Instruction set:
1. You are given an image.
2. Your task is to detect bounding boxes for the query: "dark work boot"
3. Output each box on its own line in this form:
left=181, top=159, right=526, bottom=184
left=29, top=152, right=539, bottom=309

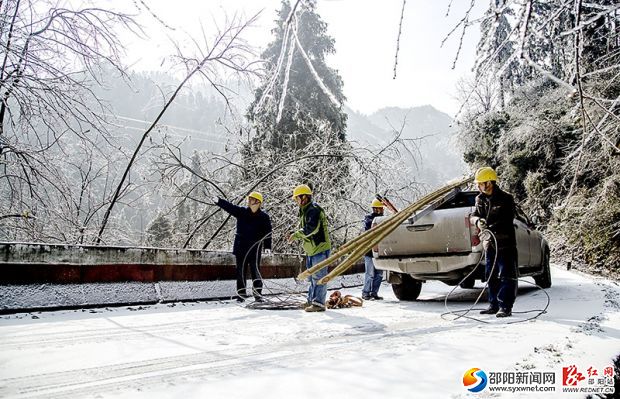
left=479, top=307, right=499, bottom=315
left=371, top=294, right=383, bottom=300
left=496, top=309, right=512, bottom=318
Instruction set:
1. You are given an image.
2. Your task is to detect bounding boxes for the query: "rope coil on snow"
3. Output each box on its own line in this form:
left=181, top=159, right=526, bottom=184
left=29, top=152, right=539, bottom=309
left=232, top=231, right=363, bottom=310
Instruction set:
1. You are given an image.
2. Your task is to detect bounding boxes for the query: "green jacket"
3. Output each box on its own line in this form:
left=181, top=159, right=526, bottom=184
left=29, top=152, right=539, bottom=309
left=292, top=202, right=331, bottom=256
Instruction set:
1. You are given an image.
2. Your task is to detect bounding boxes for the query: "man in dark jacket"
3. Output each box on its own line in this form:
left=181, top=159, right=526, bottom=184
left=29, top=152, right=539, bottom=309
left=362, top=198, right=384, bottom=300
left=470, top=167, right=518, bottom=317
left=212, top=192, right=272, bottom=302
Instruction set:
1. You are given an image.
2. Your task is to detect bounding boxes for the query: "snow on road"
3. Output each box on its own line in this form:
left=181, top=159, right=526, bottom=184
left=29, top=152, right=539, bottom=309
left=0, top=265, right=618, bottom=398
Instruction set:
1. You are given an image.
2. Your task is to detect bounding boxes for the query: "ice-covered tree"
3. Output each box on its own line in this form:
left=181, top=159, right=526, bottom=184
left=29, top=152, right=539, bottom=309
left=458, top=0, right=620, bottom=274
left=146, top=214, right=172, bottom=247
left=247, top=0, right=347, bottom=152
left=0, top=1, right=141, bottom=243
left=225, top=0, right=355, bottom=250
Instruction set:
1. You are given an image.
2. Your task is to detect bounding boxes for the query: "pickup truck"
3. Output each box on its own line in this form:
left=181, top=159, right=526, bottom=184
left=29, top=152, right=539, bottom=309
left=372, top=190, right=551, bottom=300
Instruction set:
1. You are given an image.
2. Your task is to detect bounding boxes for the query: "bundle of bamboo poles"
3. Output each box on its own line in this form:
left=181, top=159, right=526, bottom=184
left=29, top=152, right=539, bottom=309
left=296, top=176, right=474, bottom=285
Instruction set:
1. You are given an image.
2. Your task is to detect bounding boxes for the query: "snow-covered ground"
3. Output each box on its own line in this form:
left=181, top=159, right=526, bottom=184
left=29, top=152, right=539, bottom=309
left=0, top=265, right=618, bottom=399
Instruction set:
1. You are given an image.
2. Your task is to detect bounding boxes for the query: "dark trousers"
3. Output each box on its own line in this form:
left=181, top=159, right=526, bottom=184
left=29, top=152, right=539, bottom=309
left=485, top=246, right=518, bottom=311
left=235, top=247, right=262, bottom=298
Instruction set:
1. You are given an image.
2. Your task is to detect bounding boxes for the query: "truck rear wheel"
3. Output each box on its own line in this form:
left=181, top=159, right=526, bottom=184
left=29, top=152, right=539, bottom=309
left=391, top=273, right=423, bottom=301
left=459, top=275, right=476, bottom=289
left=533, top=249, right=552, bottom=288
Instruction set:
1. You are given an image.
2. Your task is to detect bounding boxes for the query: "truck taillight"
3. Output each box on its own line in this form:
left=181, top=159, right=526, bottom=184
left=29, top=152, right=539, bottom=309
left=471, top=229, right=481, bottom=246
left=466, top=215, right=480, bottom=247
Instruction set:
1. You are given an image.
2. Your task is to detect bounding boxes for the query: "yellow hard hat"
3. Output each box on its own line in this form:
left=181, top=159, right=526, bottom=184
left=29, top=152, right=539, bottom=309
left=248, top=191, right=263, bottom=203
left=474, top=167, right=498, bottom=183
left=292, top=184, right=312, bottom=198
left=371, top=199, right=383, bottom=208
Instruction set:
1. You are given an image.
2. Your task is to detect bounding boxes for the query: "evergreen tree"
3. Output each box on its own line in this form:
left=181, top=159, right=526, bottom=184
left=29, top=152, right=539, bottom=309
left=475, top=0, right=517, bottom=108
left=238, top=0, right=351, bottom=251
left=146, top=214, right=172, bottom=247
left=247, top=0, right=347, bottom=153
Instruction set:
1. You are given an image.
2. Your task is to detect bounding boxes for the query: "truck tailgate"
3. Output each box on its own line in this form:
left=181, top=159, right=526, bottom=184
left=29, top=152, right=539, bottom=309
left=376, top=207, right=473, bottom=257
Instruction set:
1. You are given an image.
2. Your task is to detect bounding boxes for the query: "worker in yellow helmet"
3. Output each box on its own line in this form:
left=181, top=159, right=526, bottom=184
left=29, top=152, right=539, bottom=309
left=362, top=198, right=385, bottom=300
left=470, top=167, right=517, bottom=318
left=288, top=184, right=331, bottom=312
left=211, top=191, right=272, bottom=302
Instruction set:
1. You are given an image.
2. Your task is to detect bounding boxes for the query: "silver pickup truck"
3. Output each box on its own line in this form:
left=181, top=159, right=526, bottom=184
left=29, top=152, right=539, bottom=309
left=372, top=190, right=551, bottom=300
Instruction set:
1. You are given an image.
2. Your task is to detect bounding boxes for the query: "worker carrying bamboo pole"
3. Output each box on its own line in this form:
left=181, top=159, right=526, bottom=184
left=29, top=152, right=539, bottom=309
left=362, top=199, right=385, bottom=300
left=295, top=176, right=473, bottom=287
left=288, top=184, right=331, bottom=312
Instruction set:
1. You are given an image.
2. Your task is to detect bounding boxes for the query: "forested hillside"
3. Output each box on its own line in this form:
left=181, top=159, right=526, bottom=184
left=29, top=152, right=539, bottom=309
left=457, top=1, right=619, bottom=276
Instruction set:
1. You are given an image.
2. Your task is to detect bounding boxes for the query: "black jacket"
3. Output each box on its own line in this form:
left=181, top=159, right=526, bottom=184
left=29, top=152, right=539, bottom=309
left=472, top=185, right=516, bottom=249
left=216, top=198, right=272, bottom=255
left=363, top=212, right=380, bottom=257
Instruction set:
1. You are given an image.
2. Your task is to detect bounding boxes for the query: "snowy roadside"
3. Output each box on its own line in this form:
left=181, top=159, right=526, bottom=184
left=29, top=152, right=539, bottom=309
left=0, top=265, right=618, bottom=399
left=0, top=274, right=365, bottom=312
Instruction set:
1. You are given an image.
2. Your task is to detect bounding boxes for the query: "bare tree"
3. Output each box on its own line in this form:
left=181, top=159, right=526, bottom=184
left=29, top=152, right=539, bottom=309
left=93, top=12, right=261, bottom=244
left=152, top=118, right=424, bottom=252
left=0, top=0, right=142, bottom=242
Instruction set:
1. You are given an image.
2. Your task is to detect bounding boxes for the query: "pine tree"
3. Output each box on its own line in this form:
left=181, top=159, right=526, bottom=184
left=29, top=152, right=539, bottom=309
left=475, top=0, right=514, bottom=109
left=238, top=0, right=351, bottom=251
left=247, top=0, right=347, bottom=153
left=146, top=214, right=172, bottom=247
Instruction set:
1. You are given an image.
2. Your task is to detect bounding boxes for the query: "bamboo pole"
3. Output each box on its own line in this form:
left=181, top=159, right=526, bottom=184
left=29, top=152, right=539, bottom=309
left=317, top=177, right=473, bottom=284
left=296, top=176, right=474, bottom=282
left=295, top=192, right=416, bottom=280
left=296, top=194, right=416, bottom=280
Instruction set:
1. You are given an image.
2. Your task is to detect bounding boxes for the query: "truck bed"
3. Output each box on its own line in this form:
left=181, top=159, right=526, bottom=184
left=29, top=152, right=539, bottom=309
left=374, top=191, right=479, bottom=259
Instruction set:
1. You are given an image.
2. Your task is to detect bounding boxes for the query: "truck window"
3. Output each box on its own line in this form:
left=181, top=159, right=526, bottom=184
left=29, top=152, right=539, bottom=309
left=515, top=206, right=532, bottom=225
left=435, top=191, right=477, bottom=209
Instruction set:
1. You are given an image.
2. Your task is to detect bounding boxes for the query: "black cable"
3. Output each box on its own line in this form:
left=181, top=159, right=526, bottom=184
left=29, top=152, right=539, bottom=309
left=232, top=222, right=551, bottom=320
left=441, top=229, right=551, bottom=324
left=441, top=230, right=497, bottom=324
left=239, top=228, right=366, bottom=310
left=230, top=230, right=309, bottom=310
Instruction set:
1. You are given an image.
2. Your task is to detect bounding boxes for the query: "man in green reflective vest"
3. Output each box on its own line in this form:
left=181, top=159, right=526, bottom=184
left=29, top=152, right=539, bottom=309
left=289, top=184, right=331, bottom=312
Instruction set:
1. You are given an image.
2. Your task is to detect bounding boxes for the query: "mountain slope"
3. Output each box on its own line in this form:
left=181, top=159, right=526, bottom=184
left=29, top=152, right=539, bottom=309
left=345, top=105, right=466, bottom=184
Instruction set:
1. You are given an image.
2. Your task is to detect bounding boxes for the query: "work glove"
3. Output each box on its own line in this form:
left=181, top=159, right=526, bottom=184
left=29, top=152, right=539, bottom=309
left=264, top=249, right=272, bottom=255
left=479, top=229, right=492, bottom=251
left=477, top=218, right=487, bottom=229
left=287, top=232, right=297, bottom=243
left=479, top=229, right=492, bottom=242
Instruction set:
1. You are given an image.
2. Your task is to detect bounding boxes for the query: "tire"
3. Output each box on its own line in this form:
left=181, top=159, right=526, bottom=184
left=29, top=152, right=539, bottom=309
left=533, top=248, right=552, bottom=288
left=459, top=274, right=476, bottom=289
left=391, top=273, right=423, bottom=301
